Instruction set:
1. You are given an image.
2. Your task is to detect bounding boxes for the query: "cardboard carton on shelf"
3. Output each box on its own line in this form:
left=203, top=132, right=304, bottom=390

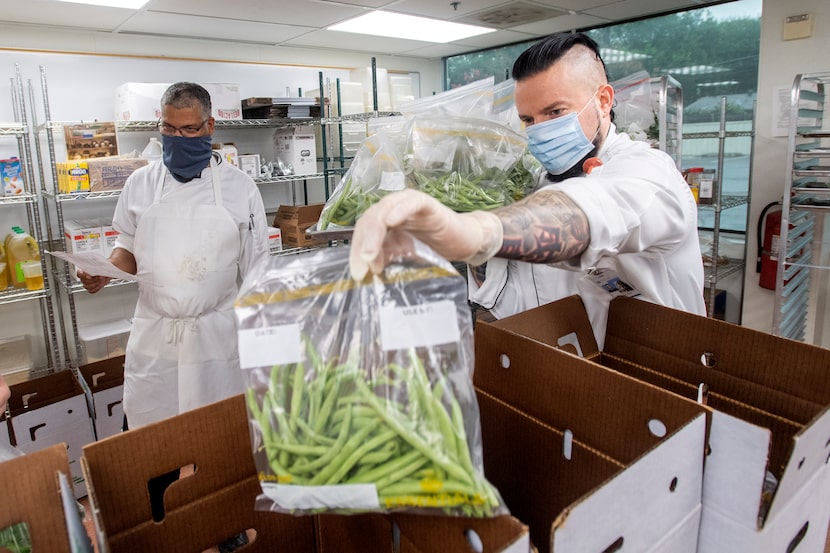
left=273, top=203, right=327, bottom=248
left=81, top=394, right=529, bottom=553
left=0, top=444, right=75, bottom=552
left=490, top=294, right=830, bottom=553
left=273, top=125, right=318, bottom=176
left=475, top=312, right=710, bottom=553
left=7, top=370, right=96, bottom=499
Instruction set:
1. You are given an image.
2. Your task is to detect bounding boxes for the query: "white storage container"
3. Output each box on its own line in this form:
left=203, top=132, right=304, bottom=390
left=78, top=318, right=132, bottom=365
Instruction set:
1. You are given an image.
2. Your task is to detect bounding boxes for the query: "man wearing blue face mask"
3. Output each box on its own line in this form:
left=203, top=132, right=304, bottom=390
left=78, top=82, right=269, bottom=430
left=349, top=32, right=706, bottom=345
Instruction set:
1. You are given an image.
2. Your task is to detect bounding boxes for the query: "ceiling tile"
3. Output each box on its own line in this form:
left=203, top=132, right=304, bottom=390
left=379, top=0, right=510, bottom=20
left=583, top=0, right=694, bottom=21
left=143, top=0, right=368, bottom=27
left=0, top=1, right=134, bottom=30
left=508, top=12, right=611, bottom=35
left=119, top=11, right=317, bottom=44
left=284, top=29, right=436, bottom=56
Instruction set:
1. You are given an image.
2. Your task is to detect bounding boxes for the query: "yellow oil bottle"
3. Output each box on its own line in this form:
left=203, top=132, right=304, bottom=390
left=5, top=226, right=42, bottom=290
left=0, top=241, right=8, bottom=289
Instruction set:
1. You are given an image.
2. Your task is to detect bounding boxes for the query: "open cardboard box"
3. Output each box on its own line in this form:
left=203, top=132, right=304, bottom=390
left=7, top=369, right=96, bottom=499
left=488, top=295, right=830, bottom=553
left=76, top=356, right=125, bottom=441
left=0, top=443, right=75, bottom=551
left=475, top=312, right=710, bottom=553
left=81, top=394, right=530, bottom=553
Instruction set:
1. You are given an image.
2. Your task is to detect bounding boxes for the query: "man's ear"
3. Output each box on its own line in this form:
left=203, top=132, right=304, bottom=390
left=597, top=84, right=614, bottom=118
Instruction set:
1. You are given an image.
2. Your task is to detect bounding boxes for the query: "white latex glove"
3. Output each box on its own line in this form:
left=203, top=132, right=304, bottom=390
left=349, top=189, right=503, bottom=280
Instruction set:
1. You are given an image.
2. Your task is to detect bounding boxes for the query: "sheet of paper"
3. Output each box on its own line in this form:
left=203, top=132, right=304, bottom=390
left=46, top=250, right=153, bottom=284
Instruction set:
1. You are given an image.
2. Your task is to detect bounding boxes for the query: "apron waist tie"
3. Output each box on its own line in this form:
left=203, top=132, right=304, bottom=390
left=166, top=316, right=200, bottom=345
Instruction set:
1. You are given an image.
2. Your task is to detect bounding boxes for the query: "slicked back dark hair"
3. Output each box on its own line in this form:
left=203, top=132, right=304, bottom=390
left=512, top=32, right=608, bottom=82
left=160, top=82, right=212, bottom=120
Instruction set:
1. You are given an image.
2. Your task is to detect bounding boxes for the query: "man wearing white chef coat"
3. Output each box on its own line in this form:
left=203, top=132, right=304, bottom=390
left=79, top=82, right=269, bottom=428
left=349, top=32, right=705, bottom=343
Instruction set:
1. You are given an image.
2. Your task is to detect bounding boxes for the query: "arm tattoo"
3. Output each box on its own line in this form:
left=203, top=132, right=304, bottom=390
left=495, top=189, right=590, bottom=263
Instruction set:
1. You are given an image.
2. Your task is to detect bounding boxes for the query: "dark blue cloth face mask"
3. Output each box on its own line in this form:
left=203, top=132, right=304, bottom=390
left=162, top=135, right=213, bottom=182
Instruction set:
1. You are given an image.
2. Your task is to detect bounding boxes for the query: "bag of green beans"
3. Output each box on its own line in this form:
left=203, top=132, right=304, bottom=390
left=234, top=242, right=505, bottom=517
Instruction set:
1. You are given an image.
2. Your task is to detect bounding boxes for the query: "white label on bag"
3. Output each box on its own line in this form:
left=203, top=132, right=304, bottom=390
left=378, top=171, right=406, bottom=191
left=262, top=483, right=380, bottom=510
left=238, top=324, right=301, bottom=369
left=379, top=300, right=459, bottom=351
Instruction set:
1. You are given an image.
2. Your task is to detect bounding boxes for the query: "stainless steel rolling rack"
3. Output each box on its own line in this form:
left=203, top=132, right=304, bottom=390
left=0, top=64, right=61, bottom=375
left=773, top=71, right=830, bottom=344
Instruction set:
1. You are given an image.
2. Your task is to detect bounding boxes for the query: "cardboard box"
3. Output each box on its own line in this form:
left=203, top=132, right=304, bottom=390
left=493, top=295, right=830, bottom=553
left=1, top=156, right=25, bottom=196
left=475, top=312, right=709, bottom=553
left=81, top=394, right=530, bottom=553
left=267, top=225, right=282, bottom=252
left=238, top=153, right=261, bottom=178
left=86, top=156, right=148, bottom=192
left=273, top=203, right=326, bottom=248
left=64, top=219, right=103, bottom=281
left=115, top=82, right=242, bottom=121
left=201, top=82, right=243, bottom=120
left=8, top=370, right=96, bottom=498
left=77, top=355, right=124, bottom=441
left=114, top=82, right=169, bottom=121
left=274, top=125, right=318, bottom=176
left=0, top=443, right=74, bottom=551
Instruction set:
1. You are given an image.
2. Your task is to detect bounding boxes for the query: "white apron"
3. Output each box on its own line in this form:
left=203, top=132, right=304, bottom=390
left=123, top=160, right=243, bottom=428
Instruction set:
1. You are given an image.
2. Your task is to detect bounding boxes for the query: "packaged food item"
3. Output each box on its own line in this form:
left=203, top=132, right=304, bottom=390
left=5, top=226, right=40, bottom=289
left=685, top=167, right=703, bottom=204
left=235, top=243, right=505, bottom=517
left=699, top=168, right=716, bottom=205
left=0, top=157, right=24, bottom=197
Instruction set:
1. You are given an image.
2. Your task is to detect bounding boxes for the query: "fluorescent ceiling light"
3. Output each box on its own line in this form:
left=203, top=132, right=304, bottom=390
left=55, top=0, right=149, bottom=8
left=328, top=11, right=495, bottom=43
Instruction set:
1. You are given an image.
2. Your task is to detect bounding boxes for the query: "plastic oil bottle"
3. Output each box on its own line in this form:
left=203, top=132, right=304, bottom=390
left=0, top=240, right=8, bottom=289
left=5, top=226, right=42, bottom=289
left=141, top=137, right=163, bottom=161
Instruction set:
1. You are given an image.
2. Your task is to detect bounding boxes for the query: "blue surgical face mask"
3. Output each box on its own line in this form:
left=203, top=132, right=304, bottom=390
left=525, top=92, right=600, bottom=176
left=162, top=134, right=213, bottom=182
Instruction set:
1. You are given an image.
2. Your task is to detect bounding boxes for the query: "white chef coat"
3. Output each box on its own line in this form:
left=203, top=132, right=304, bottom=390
left=469, top=124, right=705, bottom=347
left=113, top=154, right=269, bottom=427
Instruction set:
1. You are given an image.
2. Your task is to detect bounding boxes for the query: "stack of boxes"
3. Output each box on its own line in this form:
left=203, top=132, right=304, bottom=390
left=272, top=203, right=325, bottom=248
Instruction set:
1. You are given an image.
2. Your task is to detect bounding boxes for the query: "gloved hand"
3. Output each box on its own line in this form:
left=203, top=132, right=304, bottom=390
left=349, top=189, right=503, bottom=280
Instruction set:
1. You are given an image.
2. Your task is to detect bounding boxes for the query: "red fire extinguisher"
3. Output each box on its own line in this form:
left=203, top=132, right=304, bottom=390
left=757, top=201, right=782, bottom=290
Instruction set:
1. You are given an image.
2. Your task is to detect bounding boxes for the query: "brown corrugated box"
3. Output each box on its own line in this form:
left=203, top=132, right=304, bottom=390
left=486, top=295, right=830, bottom=553
left=475, top=306, right=710, bottom=553
left=81, top=394, right=529, bottom=552
left=86, top=156, right=148, bottom=192
left=273, top=203, right=326, bottom=248
left=0, top=444, right=74, bottom=551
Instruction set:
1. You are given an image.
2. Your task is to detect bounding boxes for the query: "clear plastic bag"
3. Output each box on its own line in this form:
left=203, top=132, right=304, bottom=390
left=397, top=77, right=495, bottom=119
left=317, top=128, right=408, bottom=230
left=235, top=243, right=505, bottom=517
left=611, top=71, right=657, bottom=143
left=405, top=115, right=530, bottom=212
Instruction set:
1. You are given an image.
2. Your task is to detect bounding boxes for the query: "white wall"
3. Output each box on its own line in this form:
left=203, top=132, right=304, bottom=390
left=742, top=0, right=829, bottom=334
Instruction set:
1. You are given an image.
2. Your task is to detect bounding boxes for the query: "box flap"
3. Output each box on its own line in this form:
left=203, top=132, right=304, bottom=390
left=82, top=395, right=316, bottom=552
left=8, top=369, right=85, bottom=413
left=275, top=203, right=325, bottom=225
left=488, top=295, right=600, bottom=359
left=475, top=320, right=709, bottom=464
left=0, top=443, right=73, bottom=551
left=78, top=356, right=125, bottom=393
left=394, top=514, right=529, bottom=553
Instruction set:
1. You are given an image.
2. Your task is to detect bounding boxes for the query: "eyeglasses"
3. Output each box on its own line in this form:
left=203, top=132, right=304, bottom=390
left=157, top=119, right=208, bottom=137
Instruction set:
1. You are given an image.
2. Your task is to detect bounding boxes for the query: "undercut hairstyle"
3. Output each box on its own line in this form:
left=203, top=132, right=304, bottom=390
left=161, top=82, right=212, bottom=120
left=512, top=31, right=614, bottom=123
left=512, top=32, right=607, bottom=82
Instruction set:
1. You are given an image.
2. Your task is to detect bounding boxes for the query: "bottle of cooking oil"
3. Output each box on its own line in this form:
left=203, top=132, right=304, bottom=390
left=5, top=226, right=41, bottom=289
left=0, top=240, right=8, bottom=290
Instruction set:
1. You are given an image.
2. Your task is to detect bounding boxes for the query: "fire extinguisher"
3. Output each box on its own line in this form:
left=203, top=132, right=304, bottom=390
left=757, top=201, right=782, bottom=290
